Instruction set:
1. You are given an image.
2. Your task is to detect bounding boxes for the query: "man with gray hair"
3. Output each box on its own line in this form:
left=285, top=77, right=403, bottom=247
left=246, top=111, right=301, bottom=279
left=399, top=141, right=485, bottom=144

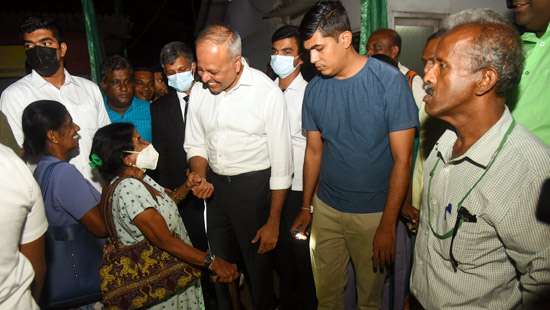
left=151, top=40, right=216, bottom=307
left=150, top=41, right=209, bottom=252
left=441, top=7, right=510, bottom=29
left=184, top=24, right=293, bottom=309
left=410, top=13, right=550, bottom=309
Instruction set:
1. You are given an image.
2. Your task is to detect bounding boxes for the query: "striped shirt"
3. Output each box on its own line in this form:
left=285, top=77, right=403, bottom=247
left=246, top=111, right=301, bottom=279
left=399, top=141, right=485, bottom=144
left=411, top=108, right=550, bottom=309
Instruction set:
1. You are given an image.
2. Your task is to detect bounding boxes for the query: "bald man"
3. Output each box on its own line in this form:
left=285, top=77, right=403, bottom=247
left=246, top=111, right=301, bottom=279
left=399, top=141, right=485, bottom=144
left=184, top=24, right=292, bottom=310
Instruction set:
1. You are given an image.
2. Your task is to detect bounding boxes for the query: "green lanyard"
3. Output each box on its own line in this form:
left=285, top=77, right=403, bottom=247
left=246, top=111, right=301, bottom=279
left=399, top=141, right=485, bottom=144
left=426, top=119, right=516, bottom=239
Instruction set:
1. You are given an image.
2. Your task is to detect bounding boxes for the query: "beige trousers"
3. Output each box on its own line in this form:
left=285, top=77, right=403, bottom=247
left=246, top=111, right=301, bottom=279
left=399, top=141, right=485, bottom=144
left=310, top=195, right=385, bottom=310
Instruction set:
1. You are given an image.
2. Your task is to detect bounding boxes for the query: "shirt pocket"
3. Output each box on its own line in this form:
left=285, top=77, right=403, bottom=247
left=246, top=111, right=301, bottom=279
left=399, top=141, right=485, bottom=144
left=450, top=218, right=501, bottom=270
left=69, top=100, right=99, bottom=130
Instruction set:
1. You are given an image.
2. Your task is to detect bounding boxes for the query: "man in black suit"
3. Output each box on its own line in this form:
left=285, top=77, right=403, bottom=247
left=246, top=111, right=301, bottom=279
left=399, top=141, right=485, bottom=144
left=150, top=41, right=207, bottom=251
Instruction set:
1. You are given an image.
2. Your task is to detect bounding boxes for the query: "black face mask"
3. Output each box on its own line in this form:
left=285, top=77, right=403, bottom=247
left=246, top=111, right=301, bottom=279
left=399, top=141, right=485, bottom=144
left=25, top=46, right=60, bottom=77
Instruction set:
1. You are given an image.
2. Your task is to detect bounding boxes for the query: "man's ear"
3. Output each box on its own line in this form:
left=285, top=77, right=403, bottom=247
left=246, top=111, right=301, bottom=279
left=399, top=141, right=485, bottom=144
left=233, top=55, right=242, bottom=73
left=390, top=46, right=400, bottom=60
left=46, top=130, right=58, bottom=144
left=339, top=31, right=353, bottom=49
left=475, top=68, right=498, bottom=96
left=59, top=42, right=67, bottom=58
left=296, top=55, right=304, bottom=67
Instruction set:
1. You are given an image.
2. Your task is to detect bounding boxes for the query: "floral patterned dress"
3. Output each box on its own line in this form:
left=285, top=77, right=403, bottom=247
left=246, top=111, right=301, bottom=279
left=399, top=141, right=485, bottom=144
left=111, top=175, right=205, bottom=309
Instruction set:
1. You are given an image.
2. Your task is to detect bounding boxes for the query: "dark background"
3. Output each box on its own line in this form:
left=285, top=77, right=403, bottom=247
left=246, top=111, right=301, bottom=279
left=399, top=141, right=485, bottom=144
left=1, top=0, right=202, bottom=69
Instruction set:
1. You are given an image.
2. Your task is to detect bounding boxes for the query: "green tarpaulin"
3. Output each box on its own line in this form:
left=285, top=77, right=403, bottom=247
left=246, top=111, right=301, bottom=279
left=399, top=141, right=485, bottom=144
left=359, top=0, right=388, bottom=55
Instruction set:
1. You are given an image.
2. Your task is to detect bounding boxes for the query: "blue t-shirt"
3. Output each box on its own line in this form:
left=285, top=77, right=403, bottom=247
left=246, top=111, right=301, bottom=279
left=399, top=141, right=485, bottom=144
left=302, top=58, right=419, bottom=213
left=104, top=96, right=152, bottom=142
left=34, top=156, right=101, bottom=226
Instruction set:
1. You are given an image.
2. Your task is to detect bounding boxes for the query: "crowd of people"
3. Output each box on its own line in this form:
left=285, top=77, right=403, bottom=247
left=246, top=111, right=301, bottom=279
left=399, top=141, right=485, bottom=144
left=0, top=0, right=549, bottom=309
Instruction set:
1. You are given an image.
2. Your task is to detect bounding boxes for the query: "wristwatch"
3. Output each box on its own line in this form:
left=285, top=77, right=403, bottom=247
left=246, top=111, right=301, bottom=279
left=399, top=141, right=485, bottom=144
left=204, top=251, right=215, bottom=270
left=301, top=205, right=314, bottom=213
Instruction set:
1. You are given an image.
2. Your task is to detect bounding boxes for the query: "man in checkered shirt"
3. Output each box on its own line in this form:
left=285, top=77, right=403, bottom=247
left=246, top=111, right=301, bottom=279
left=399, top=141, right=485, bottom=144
left=410, top=11, right=550, bottom=310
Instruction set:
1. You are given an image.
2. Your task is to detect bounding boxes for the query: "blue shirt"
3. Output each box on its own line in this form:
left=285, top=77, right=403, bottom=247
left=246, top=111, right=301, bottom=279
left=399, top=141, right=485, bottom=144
left=34, top=156, right=101, bottom=226
left=302, top=58, right=419, bottom=213
left=104, top=96, right=152, bottom=142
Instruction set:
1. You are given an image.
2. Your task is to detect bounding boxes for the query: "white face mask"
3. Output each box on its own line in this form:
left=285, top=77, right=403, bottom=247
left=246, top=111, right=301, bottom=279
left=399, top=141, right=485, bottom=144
left=270, top=55, right=297, bottom=79
left=167, top=70, right=194, bottom=93
left=126, top=144, right=159, bottom=170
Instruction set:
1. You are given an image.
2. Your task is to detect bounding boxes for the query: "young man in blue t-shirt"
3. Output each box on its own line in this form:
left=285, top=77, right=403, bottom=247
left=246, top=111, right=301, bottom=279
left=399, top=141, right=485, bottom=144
left=291, top=2, right=418, bottom=308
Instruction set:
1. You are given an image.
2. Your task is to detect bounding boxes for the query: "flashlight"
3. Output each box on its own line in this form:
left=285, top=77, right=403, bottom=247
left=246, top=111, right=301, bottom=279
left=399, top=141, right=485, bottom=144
left=292, top=230, right=308, bottom=240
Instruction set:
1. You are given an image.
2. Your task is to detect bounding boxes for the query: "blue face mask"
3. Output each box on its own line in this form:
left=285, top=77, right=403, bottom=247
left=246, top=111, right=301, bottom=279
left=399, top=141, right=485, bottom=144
left=167, top=70, right=194, bottom=93
left=270, top=55, right=297, bottom=79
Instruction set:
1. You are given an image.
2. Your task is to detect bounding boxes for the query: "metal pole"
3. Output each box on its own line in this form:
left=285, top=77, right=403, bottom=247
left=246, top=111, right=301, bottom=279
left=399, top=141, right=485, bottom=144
left=81, top=0, right=104, bottom=83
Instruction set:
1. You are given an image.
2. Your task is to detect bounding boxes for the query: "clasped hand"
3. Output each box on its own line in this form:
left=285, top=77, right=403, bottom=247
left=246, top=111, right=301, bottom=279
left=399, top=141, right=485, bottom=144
left=184, top=171, right=214, bottom=199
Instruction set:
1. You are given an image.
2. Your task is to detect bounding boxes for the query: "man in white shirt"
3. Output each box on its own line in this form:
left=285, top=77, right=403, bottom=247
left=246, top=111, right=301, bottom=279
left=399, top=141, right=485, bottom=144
left=410, top=18, right=550, bottom=309
left=0, top=144, right=48, bottom=309
left=0, top=16, right=110, bottom=189
left=185, top=24, right=293, bottom=310
left=270, top=25, right=316, bottom=310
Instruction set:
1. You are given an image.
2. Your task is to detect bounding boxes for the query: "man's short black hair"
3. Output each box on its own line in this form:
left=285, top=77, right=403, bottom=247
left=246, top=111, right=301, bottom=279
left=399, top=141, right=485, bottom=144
left=371, top=28, right=402, bottom=50
left=20, top=16, right=64, bottom=42
left=272, top=25, right=303, bottom=53
left=151, top=65, right=163, bottom=73
left=134, top=66, right=154, bottom=73
left=300, top=1, right=351, bottom=41
left=101, top=55, right=133, bottom=80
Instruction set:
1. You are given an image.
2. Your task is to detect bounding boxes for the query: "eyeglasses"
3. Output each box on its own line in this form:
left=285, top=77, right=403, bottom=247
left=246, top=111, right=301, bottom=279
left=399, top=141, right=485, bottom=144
left=449, top=207, right=477, bottom=272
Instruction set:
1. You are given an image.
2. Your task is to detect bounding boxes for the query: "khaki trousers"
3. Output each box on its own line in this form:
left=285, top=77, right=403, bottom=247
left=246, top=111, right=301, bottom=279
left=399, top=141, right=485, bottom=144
left=310, top=195, right=385, bottom=310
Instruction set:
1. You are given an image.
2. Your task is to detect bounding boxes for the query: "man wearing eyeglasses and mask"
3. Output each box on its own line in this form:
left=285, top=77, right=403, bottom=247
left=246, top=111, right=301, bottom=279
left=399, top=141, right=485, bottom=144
left=409, top=10, right=550, bottom=309
left=150, top=41, right=209, bottom=257
left=0, top=16, right=109, bottom=190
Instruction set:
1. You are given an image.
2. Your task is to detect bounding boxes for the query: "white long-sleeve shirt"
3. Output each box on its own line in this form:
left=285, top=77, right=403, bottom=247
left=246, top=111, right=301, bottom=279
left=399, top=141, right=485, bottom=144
left=275, top=74, right=307, bottom=191
left=184, top=60, right=293, bottom=190
left=0, top=70, right=110, bottom=190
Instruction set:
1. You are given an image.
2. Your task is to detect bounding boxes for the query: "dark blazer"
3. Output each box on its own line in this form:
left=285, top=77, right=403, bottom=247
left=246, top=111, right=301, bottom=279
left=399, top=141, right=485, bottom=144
left=149, top=90, right=188, bottom=189
left=150, top=90, right=208, bottom=252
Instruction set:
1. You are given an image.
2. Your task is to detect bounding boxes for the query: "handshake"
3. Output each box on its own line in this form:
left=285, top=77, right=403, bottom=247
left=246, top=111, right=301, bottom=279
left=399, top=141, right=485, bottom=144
left=184, top=171, right=214, bottom=199
left=167, top=170, right=214, bottom=203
